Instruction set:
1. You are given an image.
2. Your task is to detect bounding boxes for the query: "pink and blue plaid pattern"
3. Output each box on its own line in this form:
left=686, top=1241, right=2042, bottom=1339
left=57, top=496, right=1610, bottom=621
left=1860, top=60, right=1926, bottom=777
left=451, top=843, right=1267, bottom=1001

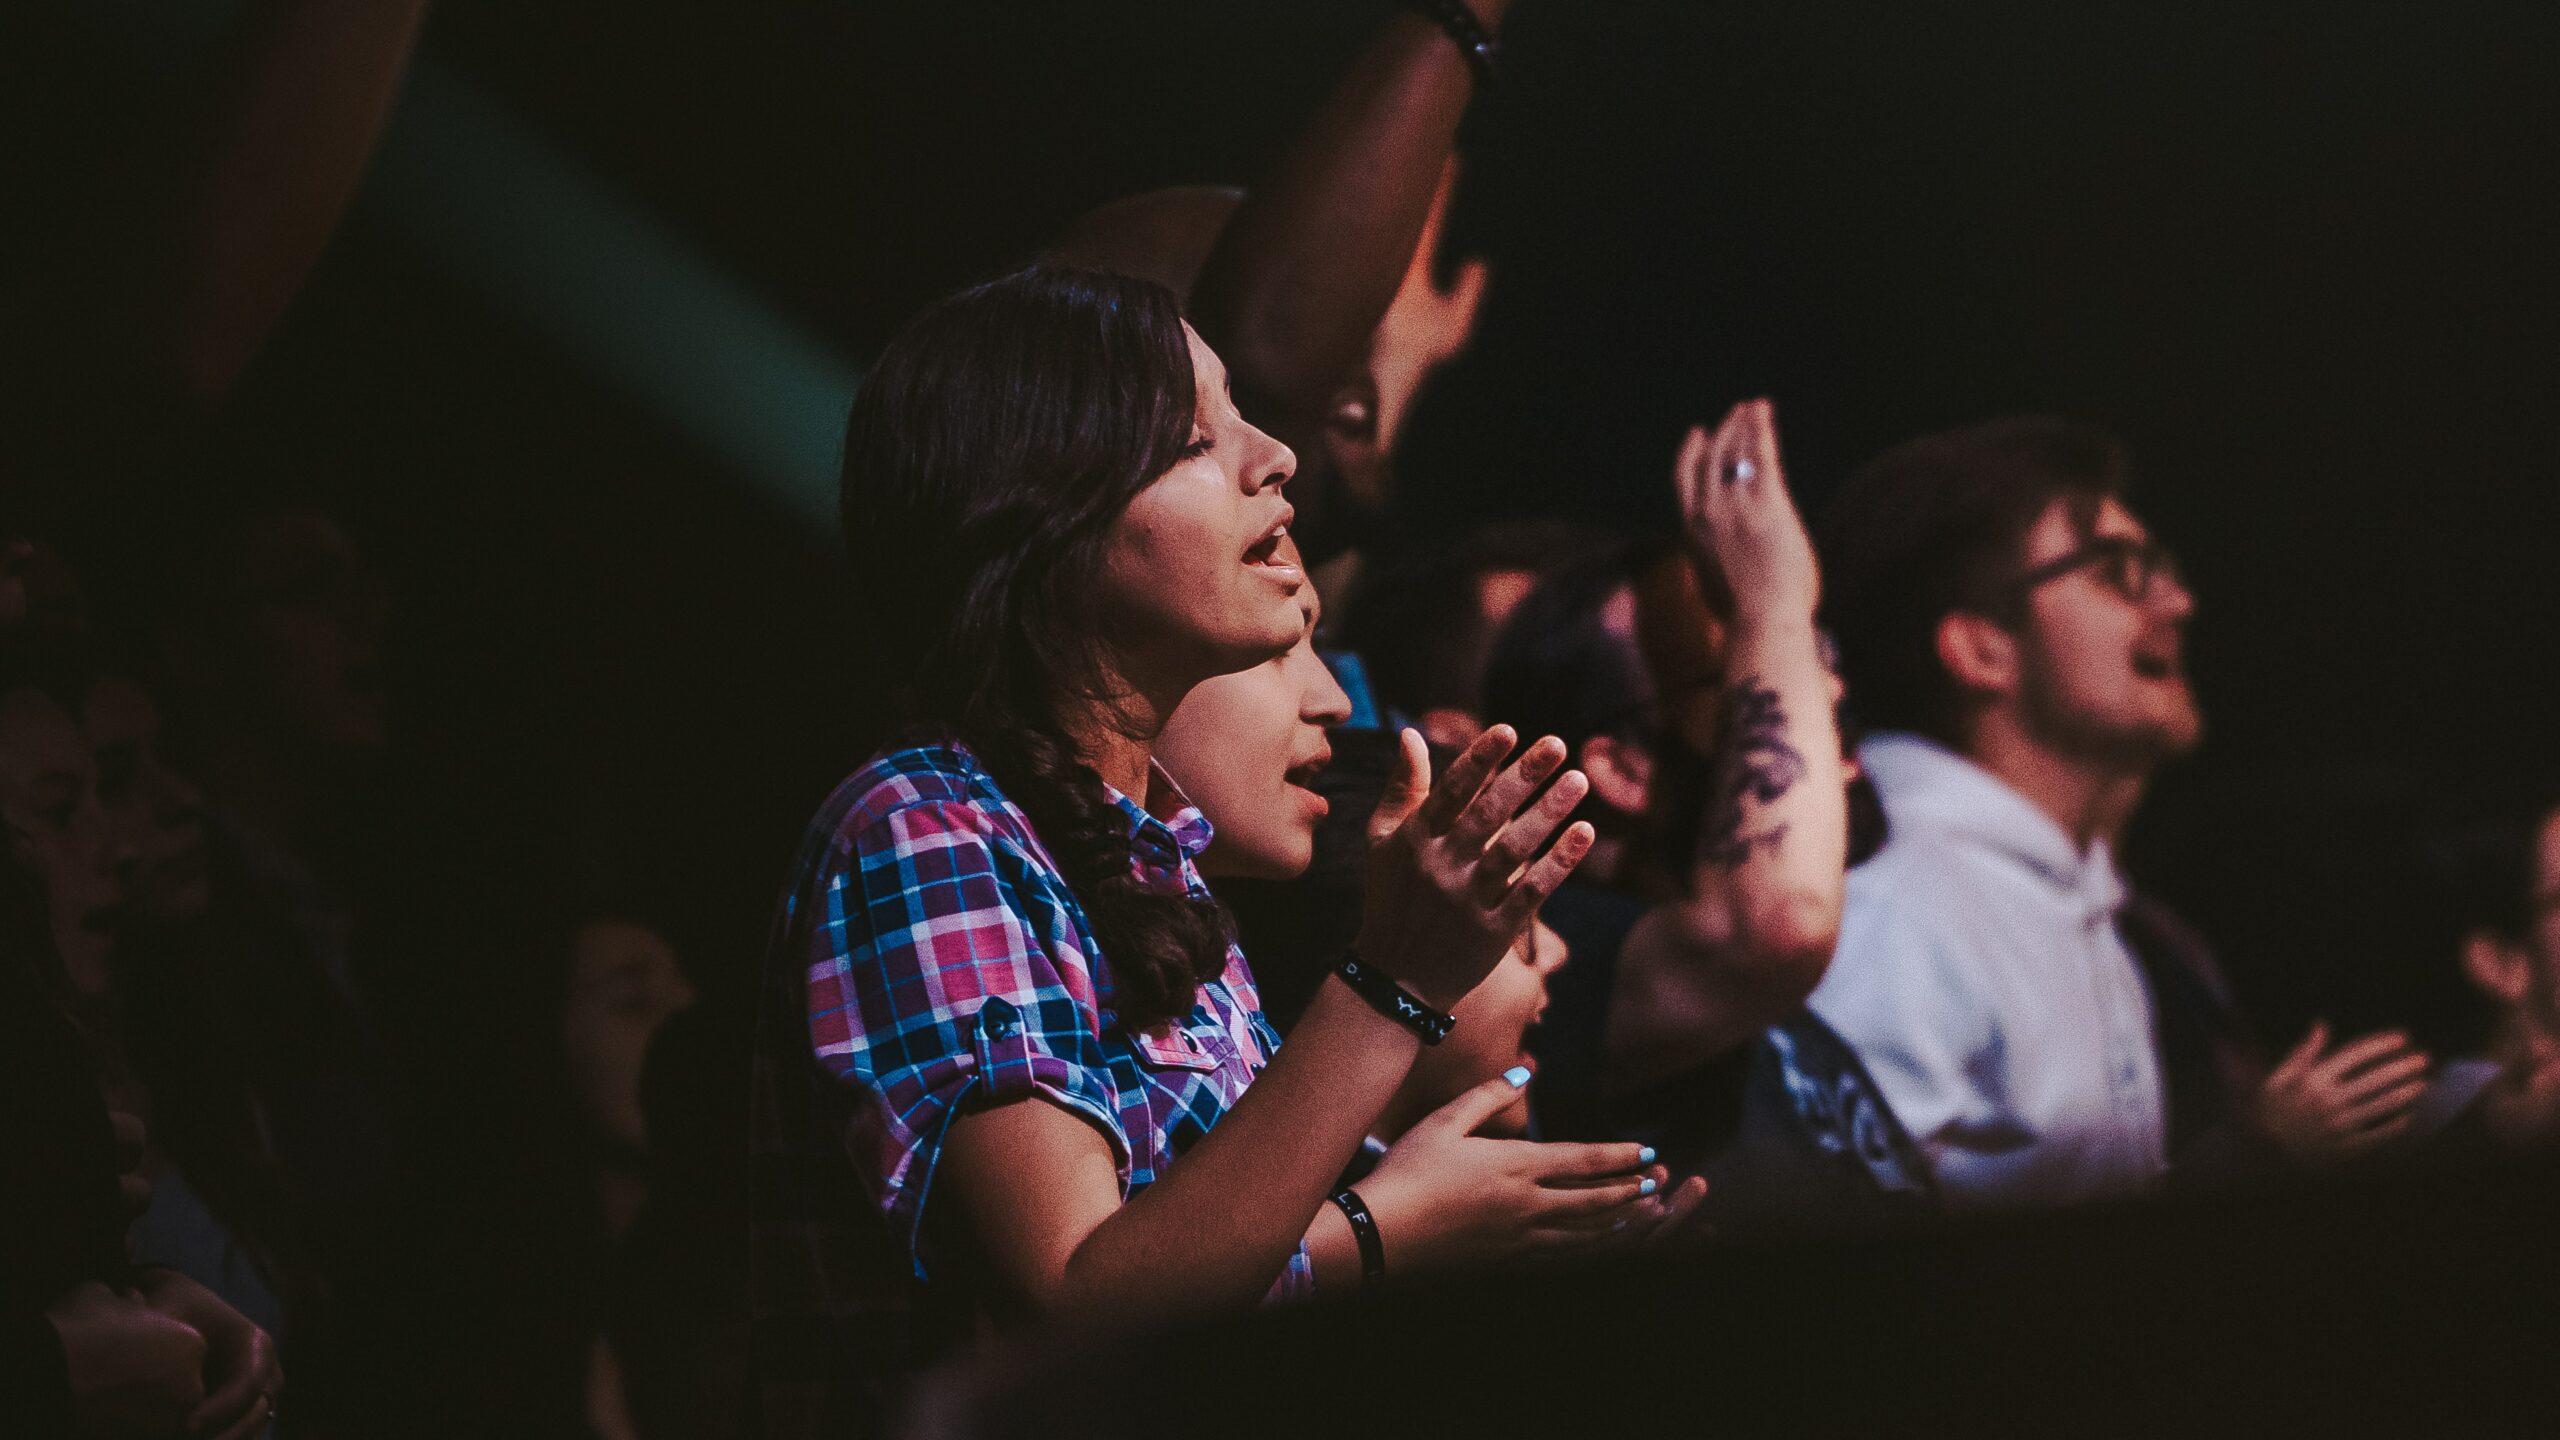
left=750, top=740, right=1307, bottom=1437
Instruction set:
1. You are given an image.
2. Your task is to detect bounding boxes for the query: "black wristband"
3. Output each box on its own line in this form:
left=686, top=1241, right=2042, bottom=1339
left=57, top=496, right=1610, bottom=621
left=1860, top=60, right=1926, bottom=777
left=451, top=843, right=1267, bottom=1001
left=1331, top=1188, right=1388, bottom=1285
left=1401, top=0, right=1498, bottom=86
left=1334, top=949, right=1456, bottom=1044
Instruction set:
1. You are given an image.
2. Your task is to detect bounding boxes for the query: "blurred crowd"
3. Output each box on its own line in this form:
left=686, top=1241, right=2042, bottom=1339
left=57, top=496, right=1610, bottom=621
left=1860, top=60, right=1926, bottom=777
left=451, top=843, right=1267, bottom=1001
left=6, top=3, right=2556, bottom=1439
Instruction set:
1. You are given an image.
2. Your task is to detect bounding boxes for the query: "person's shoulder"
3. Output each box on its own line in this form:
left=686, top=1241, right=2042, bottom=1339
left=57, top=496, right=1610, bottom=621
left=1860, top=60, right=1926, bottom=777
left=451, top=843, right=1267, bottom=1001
left=1842, top=825, right=1983, bottom=928
left=1825, top=833, right=1996, bottom=992
left=812, top=741, right=1006, bottom=831
left=791, top=742, right=1030, bottom=878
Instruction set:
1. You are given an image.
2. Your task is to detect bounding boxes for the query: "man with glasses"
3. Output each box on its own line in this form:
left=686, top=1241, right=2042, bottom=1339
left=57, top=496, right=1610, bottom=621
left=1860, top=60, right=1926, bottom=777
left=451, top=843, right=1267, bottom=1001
left=1804, top=416, right=2206, bottom=1208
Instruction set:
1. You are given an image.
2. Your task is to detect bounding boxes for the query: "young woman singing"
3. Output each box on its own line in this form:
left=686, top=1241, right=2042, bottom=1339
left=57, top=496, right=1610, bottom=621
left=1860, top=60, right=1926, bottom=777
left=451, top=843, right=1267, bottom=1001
left=749, top=265, right=1656, bottom=1435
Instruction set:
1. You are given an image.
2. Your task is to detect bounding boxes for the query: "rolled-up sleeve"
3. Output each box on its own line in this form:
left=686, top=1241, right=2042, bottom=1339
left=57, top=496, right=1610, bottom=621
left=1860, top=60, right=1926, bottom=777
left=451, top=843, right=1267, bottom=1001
left=799, top=800, right=1129, bottom=1277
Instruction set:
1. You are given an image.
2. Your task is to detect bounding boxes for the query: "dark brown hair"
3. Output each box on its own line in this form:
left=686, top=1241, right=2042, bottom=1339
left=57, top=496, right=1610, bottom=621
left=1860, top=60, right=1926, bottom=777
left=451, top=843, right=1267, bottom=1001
left=839, top=263, right=1231, bottom=1030
left=1816, top=416, right=2131, bottom=747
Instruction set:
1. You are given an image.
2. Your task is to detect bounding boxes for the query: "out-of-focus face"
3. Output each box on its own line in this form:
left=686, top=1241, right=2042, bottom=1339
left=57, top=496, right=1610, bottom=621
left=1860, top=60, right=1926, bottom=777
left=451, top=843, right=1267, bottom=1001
left=81, top=675, right=211, bottom=924
left=1097, top=327, right=1306, bottom=691
left=199, top=511, right=389, bottom=761
left=1414, top=566, right=1542, bottom=753
left=1405, top=920, right=1567, bottom=1139
left=0, top=687, right=124, bottom=990
left=2011, top=497, right=2202, bottom=769
left=562, top=918, right=698, bottom=1156
left=1159, top=551, right=1352, bottom=881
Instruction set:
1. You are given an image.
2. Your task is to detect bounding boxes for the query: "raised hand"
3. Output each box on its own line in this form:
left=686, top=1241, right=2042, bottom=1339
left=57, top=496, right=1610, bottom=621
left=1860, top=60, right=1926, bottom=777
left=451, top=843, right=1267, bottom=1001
left=2256, top=1023, right=2432, bottom=1165
left=1357, top=726, right=1596, bottom=1012
left=1359, top=1070, right=1668, bottom=1272
left=1675, top=397, right=1821, bottom=628
left=1371, top=158, right=1492, bottom=454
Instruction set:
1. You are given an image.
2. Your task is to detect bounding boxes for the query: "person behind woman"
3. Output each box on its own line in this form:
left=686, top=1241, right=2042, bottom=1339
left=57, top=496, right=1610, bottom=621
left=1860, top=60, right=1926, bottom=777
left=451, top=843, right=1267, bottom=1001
left=2, top=656, right=283, bottom=1440
left=1478, top=404, right=1850, bottom=1162
left=1155, top=542, right=1704, bottom=1228
left=750, top=265, right=1655, bottom=1436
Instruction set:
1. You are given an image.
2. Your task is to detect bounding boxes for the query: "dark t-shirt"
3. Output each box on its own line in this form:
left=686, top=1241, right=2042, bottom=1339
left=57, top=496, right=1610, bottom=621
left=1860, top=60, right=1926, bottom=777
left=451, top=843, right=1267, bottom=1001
left=1694, top=1012, right=1937, bottom=1237
left=1530, top=880, right=1936, bottom=1231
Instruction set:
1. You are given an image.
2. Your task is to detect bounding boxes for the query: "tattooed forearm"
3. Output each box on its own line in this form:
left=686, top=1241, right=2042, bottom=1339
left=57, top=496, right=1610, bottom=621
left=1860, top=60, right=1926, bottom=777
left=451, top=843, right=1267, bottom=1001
left=1699, top=678, right=1805, bottom=868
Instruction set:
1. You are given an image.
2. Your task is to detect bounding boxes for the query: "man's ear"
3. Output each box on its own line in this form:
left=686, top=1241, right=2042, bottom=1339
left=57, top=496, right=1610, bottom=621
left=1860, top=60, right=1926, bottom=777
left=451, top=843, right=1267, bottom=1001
left=2462, top=930, right=2534, bottom=1007
left=1935, top=612, right=2019, bottom=700
left=1581, top=733, right=1654, bottom=819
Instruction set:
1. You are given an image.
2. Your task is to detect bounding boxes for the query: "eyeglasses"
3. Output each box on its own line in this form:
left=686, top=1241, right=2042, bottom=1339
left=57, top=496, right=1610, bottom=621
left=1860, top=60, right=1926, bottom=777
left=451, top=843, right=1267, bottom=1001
left=2004, top=536, right=2184, bottom=606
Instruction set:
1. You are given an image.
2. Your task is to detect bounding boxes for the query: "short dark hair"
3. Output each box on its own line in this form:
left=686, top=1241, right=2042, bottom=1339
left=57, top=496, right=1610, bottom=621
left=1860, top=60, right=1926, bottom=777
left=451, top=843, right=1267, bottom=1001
left=2422, top=792, right=2560, bottom=948
left=1344, top=520, right=1612, bottom=721
left=1479, top=541, right=1656, bottom=763
left=1817, top=416, right=2131, bottom=746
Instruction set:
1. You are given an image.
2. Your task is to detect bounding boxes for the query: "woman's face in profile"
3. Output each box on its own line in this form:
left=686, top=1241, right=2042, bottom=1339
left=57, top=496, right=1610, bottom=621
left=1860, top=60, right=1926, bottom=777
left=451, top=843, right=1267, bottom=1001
left=562, top=918, right=697, bottom=1155
left=1158, top=555, right=1351, bottom=881
left=1094, top=326, right=1308, bottom=690
left=0, top=686, right=123, bottom=988
left=1407, top=920, right=1568, bottom=1139
left=81, top=675, right=212, bottom=925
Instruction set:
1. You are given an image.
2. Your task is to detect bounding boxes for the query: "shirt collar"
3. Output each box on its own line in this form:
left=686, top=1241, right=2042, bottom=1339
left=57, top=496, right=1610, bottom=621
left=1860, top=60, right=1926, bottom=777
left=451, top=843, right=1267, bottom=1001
left=1858, top=732, right=2125, bottom=919
left=1103, top=761, right=1215, bottom=871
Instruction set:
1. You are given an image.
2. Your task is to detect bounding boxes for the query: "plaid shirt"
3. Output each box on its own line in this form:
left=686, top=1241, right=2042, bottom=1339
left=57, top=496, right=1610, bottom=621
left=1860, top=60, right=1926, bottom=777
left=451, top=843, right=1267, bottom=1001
left=750, top=741, right=1307, bottom=1438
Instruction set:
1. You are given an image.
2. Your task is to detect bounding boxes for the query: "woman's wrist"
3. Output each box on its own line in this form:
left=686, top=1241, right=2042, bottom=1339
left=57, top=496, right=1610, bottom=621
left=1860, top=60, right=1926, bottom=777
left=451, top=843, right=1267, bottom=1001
left=1344, top=930, right=1472, bottom=1015
left=1723, top=608, right=1819, bottom=646
left=1333, top=949, right=1459, bottom=1044
left=1307, top=971, right=1433, bottom=1057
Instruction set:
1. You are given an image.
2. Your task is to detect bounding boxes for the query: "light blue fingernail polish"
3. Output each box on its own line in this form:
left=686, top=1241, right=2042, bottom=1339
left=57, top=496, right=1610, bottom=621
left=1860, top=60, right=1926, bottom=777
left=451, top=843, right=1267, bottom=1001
left=1639, top=1177, right=1659, bottom=1197
left=1503, top=1064, right=1533, bottom=1088
left=1638, top=1146, right=1658, bottom=1166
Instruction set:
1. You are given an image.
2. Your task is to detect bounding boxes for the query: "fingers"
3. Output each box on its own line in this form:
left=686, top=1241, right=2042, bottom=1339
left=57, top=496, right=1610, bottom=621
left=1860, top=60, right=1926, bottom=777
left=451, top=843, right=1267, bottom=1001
left=2331, top=1052, right=2430, bottom=1104
left=1443, top=257, right=1491, bottom=332
left=2311, top=1031, right=2419, bottom=1086
left=205, top=1394, right=276, bottom=1440
left=1418, top=1068, right=1536, bottom=1139
left=1523, top=1140, right=1654, bottom=1182
left=2337, top=1077, right=2429, bottom=1131
left=2272, top=1020, right=2330, bottom=1080
left=1495, top=821, right=1597, bottom=931
left=1643, top=1175, right=1711, bottom=1242
left=1737, top=397, right=1784, bottom=489
left=1445, top=734, right=1568, bottom=856
left=188, top=1327, right=276, bottom=1440
left=1416, top=725, right=1516, bottom=836
left=1675, top=424, right=1711, bottom=526
left=1469, top=768, right=1591, bottom=906
left=1367, top=727, right=1433, bottom=849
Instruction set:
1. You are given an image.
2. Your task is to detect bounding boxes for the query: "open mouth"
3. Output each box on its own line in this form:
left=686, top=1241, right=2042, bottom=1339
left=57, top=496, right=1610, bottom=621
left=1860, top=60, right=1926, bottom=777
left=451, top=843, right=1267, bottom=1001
left=1243, top=507, right=1296, bottom=568
left=1283, top=745, right=1332, bottom=792
left=2130, top=651, right=2180, bottom=681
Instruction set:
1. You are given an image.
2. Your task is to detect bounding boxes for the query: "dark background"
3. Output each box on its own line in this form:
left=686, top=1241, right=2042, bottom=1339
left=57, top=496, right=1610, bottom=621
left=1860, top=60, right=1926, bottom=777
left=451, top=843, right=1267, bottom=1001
left=16, top=0, right=2560, bottom=1048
